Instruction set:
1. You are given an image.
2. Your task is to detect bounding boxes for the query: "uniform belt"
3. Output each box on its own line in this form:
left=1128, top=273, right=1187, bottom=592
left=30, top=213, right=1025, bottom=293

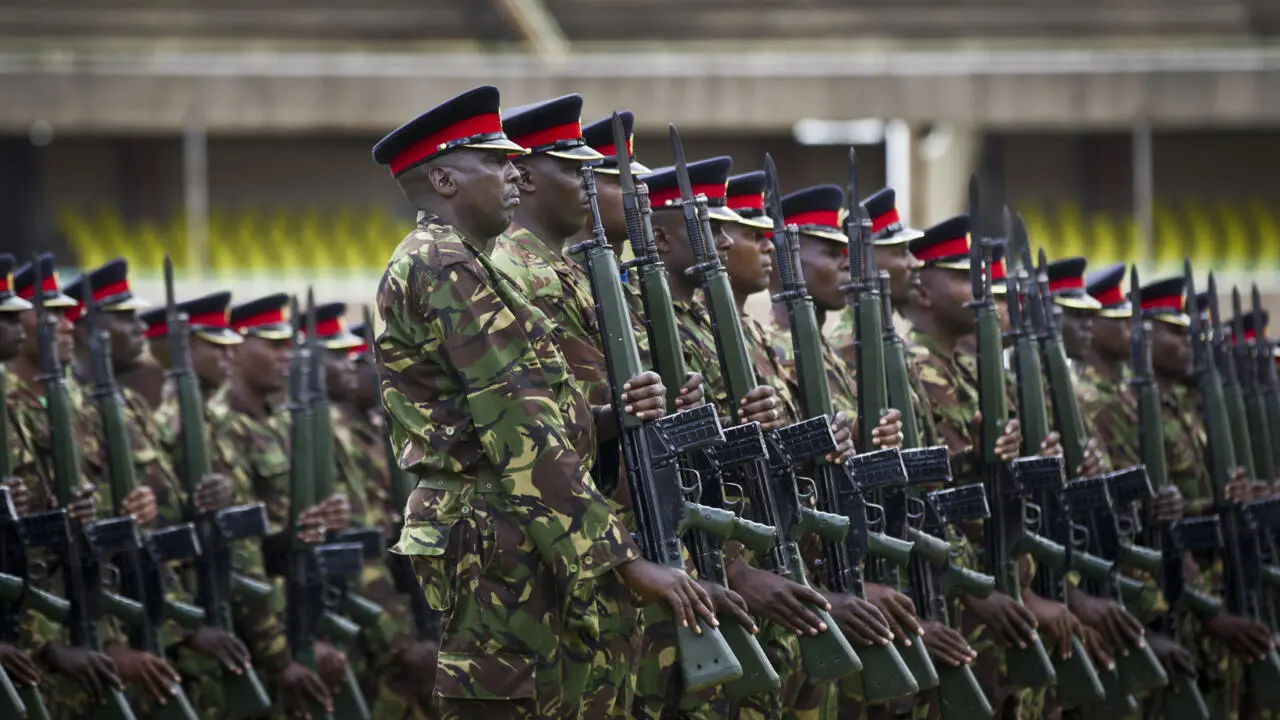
left=415, top=469, right=501, bottom=494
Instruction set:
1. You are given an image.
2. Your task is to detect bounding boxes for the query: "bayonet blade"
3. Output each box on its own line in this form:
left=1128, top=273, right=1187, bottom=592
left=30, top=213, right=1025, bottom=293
left=1002, top=205, right=1014, bottom=267
left=1255, top=284, right=1269, bottom=345
left=612, top=112, right=635, bottom=196
left=1233, top=286, right=1244, bottom=342
left=763, top=153, right=786, bottom=234
left=669, top=124, right=694, bottom=204
left=968, top=175, right=982, bottom=300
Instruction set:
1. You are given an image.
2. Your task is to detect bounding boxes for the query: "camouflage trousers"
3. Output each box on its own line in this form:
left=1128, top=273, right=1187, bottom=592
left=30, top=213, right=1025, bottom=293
left=736, top=623, right=824, bottom=720
left=574, top=573, right=642, bottom=720
left=630, top=604, right=728, bottom=720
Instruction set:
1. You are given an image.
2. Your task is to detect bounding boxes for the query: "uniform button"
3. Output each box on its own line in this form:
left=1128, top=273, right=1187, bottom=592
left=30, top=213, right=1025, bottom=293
left=460, top=505, right=472, bottom=516
left=569, top=564, right=578, bottom=573
left=444, top=427, right=455, bottom=437
left=583, top=556, right=593, bottom=565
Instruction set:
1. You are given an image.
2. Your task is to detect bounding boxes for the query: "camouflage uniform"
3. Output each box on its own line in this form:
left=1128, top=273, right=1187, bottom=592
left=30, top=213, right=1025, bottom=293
left=379, top=218, right=640, bottom=720
left=490, top=226, right=643, bottom=720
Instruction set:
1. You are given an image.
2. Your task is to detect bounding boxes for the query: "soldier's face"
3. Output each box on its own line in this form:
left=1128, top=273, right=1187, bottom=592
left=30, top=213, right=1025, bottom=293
left=1091, top=316, right=1131, bottom=360
left=1060, top=308, right=1095, bottom=358
left=875, top=243, right=921, bottom=308
left=798, top=234, right=848, bottom=312
left=191, top=336, right=232, bottom=390
left=0, top=314, right=26, bottom=362
left=651, top=211, right=696, bottom=279
left=18, top=308, right=74, bottom=365
left=592, top=173, right=626, bottom=242
left=1151, top=321, right=1191, bottom=379
left=102, top=310, right=149, bottom=370
left=923, top=268, right=974, bottom=335
left=236, top=336, right=289, bottom=394
left=325, top=347, right=358, bottom=402
left=440, top=149, right=521, bottom=239
left=724, top=223, right=773, bottom=297
left=517, top=155, right=589, bottom=239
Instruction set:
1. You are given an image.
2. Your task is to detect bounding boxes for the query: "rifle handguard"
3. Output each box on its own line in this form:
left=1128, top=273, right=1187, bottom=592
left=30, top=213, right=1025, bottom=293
left=798, top=506, right=851, bottom=544
left=675, top=620, right=745, bottom=693
left=1052, top=638, right=1107, bottom=709
left=940, top=564, right=997, bottom=600
left=904, top=527, right=949, bottom=567
left=320, top=610, right=361, bottom=646
left=1116, top=575, right=1148, bottom=606
left=1116, top=637, right=1169, bottom=696
left=936, top=663, right=995, bottom=718
left=0, top=572, right=70, bottom=622
left=681, top=502, right=739, bottom=540
left=1176, top=588, right=1223, bottom=620
left=230, top=573, right=276, bottom=603
left=102, top=590, right=147, bottom=627
left=720, top=617, right=781, bottom=701
left=797, top=606, right=863, bottom=682
left=340, top=591, right=385, bottom=628
left=867, top=531, right=914, bottom=568
left=1115, top=542, right=1162, bottom=576
left=853, top=642, right=920, bottom=703
left=1019, top=531, right=1066, bottom=569
left=162, top=598, right=207, bottom=629
left=723, top=515, right=777, bottom=557
left=1068, top=549, right=1115, bottom=584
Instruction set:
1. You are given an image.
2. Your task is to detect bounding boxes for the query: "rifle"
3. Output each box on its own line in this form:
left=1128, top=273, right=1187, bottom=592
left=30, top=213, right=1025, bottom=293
left=1238, top=290, right=1277, bottom=486
left=576, top=161, right=757, bottom=692
left=669, top=124, right=861, bottom=683
left=161, top=258, right=274, bottom=718
left=967, top=181, right=1057, bottom=689
left=1188, top=263, right=1280, bottom=708
left=1256, top=285, right=1280, bottom=478
left=0, top=476, right=48, bottom=719
left=768, top=154, right=919, bottom=703
left=285, top=296, right=367, bottom=720
left=610, top=114, right=777, bottom=700
left=998, top=213, right=1104, bottom=706
left=30, top=257, right=142, bottom=720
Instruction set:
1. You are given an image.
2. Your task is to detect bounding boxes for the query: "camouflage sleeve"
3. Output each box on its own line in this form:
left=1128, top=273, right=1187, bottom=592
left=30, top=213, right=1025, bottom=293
left=909, top=346, right=978, bottom=480
left=381, top=251, right=638, bottom=586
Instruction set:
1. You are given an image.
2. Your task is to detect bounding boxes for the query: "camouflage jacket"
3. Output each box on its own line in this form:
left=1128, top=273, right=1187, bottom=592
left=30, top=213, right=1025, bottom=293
left=1162, top=380, right=1214, bottom=515
left=764, top=318, right=858, bottom=421
left=831, top=304, right=857, bottom=364
left=907, top=329, right=982, bottom=483
left=490, top=227, right=609, bottom=406
left=1077, top=362, right=1141, bottom=470
left=377, top=217, right=638, bottom=595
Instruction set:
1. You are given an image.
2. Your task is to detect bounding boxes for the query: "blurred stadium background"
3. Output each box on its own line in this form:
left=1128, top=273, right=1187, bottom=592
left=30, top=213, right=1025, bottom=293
left=3, top=0, right=1280, bottom=312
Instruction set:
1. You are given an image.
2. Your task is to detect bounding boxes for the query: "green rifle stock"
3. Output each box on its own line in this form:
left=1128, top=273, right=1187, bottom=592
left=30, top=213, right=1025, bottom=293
left=671, top=128, right=860, bottom=684
left=969, top=191, right=1056, bottom=690
left=610, top=114, right=774, bottom=698
left=770, top=153, right=917, bottom=702
left=1255, top=284, right=1280, bottom=483
left=579, top=161, right=743, bottom=691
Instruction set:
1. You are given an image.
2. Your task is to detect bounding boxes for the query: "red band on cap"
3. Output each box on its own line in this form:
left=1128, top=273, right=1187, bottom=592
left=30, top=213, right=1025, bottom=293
left=871, top=209, right=900, bottom=234
left=1049, top=276, right=1084, bottom=293
left=510, top=122, right=583, bottom=152
left=144, top=324, right=165, bottom=339
left=1140, top=295, right=1184, bottom=313
left=785, top=209, right=840, bottom=230
left=389, top=113, right=503, bottom=175
left=92, top=279, right=130, bottom=303
left=727, top=193, right=764, bottom=212
left=350, top=342, right=370, bottom=356
left=314, top=317, right=343, bottom=338
left=990, top=259, right=1006, bottom=282
left=592, top=135, right=633, bottom=159
left=1243, top=328, right=1258, bottom=342
left=190, top=309, right=229, bottom=329
left=649, top=182, right=727, bottom=208
left=233, top=308, right=285, bottom=332
left=17, top=274, right=59, bottom=300
left=1092, top=285, right=1125, bottom=307
left=0, top=275, right=9, bottom=294
left=916, top=236, right=969, bottom=262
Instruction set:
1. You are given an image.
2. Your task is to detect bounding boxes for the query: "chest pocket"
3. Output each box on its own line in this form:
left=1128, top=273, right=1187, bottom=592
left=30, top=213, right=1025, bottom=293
left=249, top=448, right=291, bottom=529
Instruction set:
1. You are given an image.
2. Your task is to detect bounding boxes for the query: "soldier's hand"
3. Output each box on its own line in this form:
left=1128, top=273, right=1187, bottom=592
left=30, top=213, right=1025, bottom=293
left=194, top=472, right=235, bottom=513
left=39, top=643, right=122, bottom=704
left=871, top=409, right=905, bottom=450
left=1038, top=431, right=1064, bottom=459
left=52, top=482, right=100, bottom=524
left=318, top=493, right=351, bottom=533
left=728, top=563, right=829, bottom=636
left=122, top=486, right=158, bottom=526
left=275, top=660, right=332, bottom=719
left=313, top=640, right=347, bottom=691
left=1, top=477, right=31, bottom=516
left=1078, top=624, right=1115, bottom=671
left=865, top=582, right=923, bottom=645
left=106, top=645, right=181, bottom=704
left=821, top=589, right=894, bottom=647
left=1204, top=612, right=1276, bottom=661
left=1227, top=467, right=1251, bottom=502
left=961, top=590, right=1038, bottom=649
left=973, top=414, right=1022, bottom=462
left=1069, top=592, right=1145, bottom=654
left=0, top=641, right=41, bottom=687
left=621, top=371, right=667, bottom=421
left=390, top=638, right=439, bottom=708
left=1076, top=438, right=1107, bottom=478
left=1249, top=480, right=1271, bottom=501
left=1023, top=593, right=1081, bottom=659
left=1154, top=485, right=1185, bottom=524
left=618, top=558, right=717, bottom=633
left=1147, top=631, right=1196, bottom=680
left=919, top=619, right=976, bottom=667
left=827, top=411, right=856, bottom=465
left=186, top=626, right=251, bottom=674
left=740, top=386, right=785, bottom=431
left=696, top=579, right=757, bottom=634
left=674, top=372, right=706, bottom=410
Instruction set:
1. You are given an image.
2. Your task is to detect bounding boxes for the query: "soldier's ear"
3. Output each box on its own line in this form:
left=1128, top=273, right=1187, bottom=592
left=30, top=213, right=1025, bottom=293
left=512, top=161, right=534, bottom=193
left=651, top=224, right=671, bottom=253
left=427, top=165, right=457, bottom=198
